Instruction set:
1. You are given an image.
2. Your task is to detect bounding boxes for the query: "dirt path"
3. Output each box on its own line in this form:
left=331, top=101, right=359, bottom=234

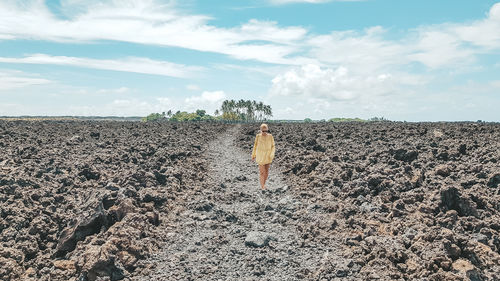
left=136, top=125, right=340, bottom=280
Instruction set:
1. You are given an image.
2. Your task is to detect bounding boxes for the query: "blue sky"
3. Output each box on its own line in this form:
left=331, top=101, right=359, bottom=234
left=0, top=0, right=499, bottom=121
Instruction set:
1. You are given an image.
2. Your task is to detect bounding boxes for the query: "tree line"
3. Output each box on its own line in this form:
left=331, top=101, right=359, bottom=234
left=142, top=99, right=273, bottom=122
left=216, top=99, right=272, bottom=122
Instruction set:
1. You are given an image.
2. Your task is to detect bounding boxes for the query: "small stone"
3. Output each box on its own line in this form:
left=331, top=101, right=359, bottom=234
left=403, top=228, right=418, bottom=240
left=245, top=231, right=274, bottom=248
left=471, top=233, right=488, bottom=245
left=435, top=165, right=450, bottom=177
left=53, top=260, right=76, bottom=272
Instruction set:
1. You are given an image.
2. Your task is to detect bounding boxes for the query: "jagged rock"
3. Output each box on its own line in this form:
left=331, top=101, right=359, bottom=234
left=245, top=231, right=275, bottom=248
left=435, top=165, right=450, bottom=177
left=392, top=148, right=418, bottom=162
left=440, top=187, right=477, bottom=217
left=53, top=259, right=76, bottom=273
left=55, top=202, right=108, bottom=257
left=487, top=174, right=500, bottom=188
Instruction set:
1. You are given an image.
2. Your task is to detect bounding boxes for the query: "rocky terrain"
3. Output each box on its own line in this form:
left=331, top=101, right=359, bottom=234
left=0, top=120, right=228, bottom=280
left=1, top=120, right=499, bottom=280
left=135, top=125, right=345, bottom=280
left=236, top=122, right=500, bottom=280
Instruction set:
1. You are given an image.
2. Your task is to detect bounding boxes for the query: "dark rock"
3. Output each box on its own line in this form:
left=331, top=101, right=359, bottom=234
left=487, top=174, right=500, bottom=188
left=435, top=165, right=450, bottom=177
left=191, top=200, right=214, bottom=212
left=235, top=175, right=248, bottom=181
left=55, top=202, right=108, bottom=257
left=467, top=269, right=485, bottom=281
left=458, top=144, right=467, bottom=155
left=141, top=189, right=168, bottom=207
left=312, top=144, right=326, bottom=152
left=440, top=187, right=477, bottom=217
left=90, top=132, right=100, bottom=139
left=392, top=149, right=418, bottom=162
left=78, top=167, right=100, bottom=181
left=437, top=151, right=449, bottom=161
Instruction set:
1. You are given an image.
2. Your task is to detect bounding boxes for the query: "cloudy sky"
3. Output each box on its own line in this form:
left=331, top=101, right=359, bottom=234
left=0, top=0, right=499, bottom=121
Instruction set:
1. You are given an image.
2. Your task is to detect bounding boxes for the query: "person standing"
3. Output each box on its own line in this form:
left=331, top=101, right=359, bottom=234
left=251, top=123, right=275, bottom=190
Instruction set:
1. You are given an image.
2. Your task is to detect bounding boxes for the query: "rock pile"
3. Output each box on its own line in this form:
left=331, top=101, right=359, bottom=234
left=0, top=120, right=228, bottom=280
left=237, top=121, right=500, bottom=280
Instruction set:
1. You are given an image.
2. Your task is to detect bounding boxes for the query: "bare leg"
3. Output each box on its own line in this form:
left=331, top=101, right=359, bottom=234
left=263, top=163, right=270, bottom=188
left=259, top=165, right=266, bottom=189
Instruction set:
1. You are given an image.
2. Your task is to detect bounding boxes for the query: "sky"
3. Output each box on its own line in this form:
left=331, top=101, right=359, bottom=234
left=0, top=0, right=499, bottom=121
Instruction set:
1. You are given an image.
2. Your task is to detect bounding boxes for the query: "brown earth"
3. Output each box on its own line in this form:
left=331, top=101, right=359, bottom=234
left=0, top=120, right=229, bottom=280
left=1, top=120, right=499, bottom=280
left=236, top=122, right=500, bottom=280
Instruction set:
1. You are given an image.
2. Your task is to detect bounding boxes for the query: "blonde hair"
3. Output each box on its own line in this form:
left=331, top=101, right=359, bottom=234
left=260, top=123, right=268, bottom=130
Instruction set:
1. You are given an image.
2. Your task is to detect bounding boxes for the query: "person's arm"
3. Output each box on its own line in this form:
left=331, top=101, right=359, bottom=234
left=251, top=135, right=258, bottom=159
left=270, top=135, right=275, bottom=160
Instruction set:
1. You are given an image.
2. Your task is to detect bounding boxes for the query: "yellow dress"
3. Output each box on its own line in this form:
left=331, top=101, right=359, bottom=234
left=251, top=133, right=275, bottom=165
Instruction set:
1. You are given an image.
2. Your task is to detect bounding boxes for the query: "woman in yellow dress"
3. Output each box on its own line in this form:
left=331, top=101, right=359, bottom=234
left=251, top=123, right=275, bottom=190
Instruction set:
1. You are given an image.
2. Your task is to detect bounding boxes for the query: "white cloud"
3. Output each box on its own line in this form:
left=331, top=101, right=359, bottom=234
left=0, top=71, right=52, bottom=90
left=0, top=0, right=308, bottom=65
left=59, top=93, right=224, bottom=116
left=184, top=90, right=226, bottom=113
left=185, top=91, right=226, bottom=104
left=186, top=84, right=200, bottom=91
left=66, top=97, right=175, bottom=116
left=1, top=1, right=499, bottom=70
left=270, top=64, right=396, bottom=100
left=0, top=54, right=201, bottom=78
left=307, top=4, right=500, bottom=71
left=96, top=87, right=130, bottom=94
left=270, top=0, right=356, bottom=4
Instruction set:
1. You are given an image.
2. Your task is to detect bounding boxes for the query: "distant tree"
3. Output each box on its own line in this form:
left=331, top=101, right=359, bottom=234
left=304, top=118, right=312, bottom=123
left=217, top=99, right=272, bottom=122
left=196, top=109, right=206, bottom=117
left=369, top=116, right=388, bottom=121
left=142, top=113, right=165, bottom=122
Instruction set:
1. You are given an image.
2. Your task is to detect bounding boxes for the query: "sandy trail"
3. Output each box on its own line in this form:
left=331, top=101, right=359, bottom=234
left=137, top=125, right=339, bottom=280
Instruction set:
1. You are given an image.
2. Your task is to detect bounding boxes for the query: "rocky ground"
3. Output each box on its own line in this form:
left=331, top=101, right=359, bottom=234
left=136, top=125, right=344, bottom=280
left=0, top=120, right=228, bottom=280
left=1, top=120, right=499, bottom=280
left=236, top=122, right=500, bottom=280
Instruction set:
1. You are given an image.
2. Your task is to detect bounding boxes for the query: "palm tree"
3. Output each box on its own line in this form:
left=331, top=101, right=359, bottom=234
left=258, top=101, right=264, bottom=121
left=245, top=100, right=253, bottom=122
left=252, top=100, right=257, bottom=121
left=264, top=105, right=273, bottom=120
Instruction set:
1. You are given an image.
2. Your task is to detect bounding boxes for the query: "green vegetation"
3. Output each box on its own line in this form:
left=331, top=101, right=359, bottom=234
left=142, top=110, right=216, bottom=122
left=142, top=100, right=391, bottom=123
left=369, top=116, right=389, bottom=121
left=142, top=112, right=166, bottom=122
left=328, top=117, right=367, bottom=122
left=142, top=99, right=273, bottom=122
left=219, top=99, right=272, bottom=122
left=169, top=110, right=216, bottom=122
left=298, top=116, right=390, bottom=122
